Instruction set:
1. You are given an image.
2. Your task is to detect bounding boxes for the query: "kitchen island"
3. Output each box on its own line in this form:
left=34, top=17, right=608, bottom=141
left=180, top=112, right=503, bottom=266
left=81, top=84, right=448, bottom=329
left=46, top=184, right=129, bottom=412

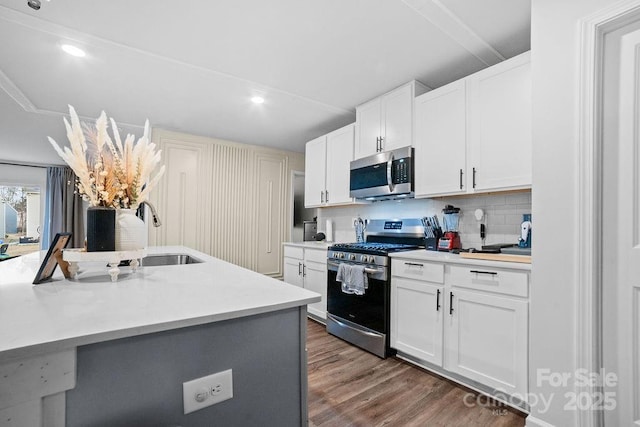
left=0, top=246, right=320, bottom=426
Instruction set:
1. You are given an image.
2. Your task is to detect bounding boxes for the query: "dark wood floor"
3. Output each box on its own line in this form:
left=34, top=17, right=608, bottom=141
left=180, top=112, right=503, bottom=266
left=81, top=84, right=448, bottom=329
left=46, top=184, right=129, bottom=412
left=306, top=319, right=526, bottom=427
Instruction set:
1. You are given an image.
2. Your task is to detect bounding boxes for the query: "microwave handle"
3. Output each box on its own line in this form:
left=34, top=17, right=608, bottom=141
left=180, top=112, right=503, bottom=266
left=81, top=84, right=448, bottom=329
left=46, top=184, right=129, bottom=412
left=387, top=153, right=395, bottom=192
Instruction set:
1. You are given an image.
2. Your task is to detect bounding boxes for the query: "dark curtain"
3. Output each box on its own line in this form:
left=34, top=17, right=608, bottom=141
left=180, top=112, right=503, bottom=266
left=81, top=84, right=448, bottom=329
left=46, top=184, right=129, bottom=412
left=43, top=166, right=85, bottom=248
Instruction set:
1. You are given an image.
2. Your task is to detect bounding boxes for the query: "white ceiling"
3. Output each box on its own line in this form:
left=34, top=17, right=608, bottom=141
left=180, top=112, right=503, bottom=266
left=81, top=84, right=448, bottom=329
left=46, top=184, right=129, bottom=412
left=0, top=0, right=530, bottom=165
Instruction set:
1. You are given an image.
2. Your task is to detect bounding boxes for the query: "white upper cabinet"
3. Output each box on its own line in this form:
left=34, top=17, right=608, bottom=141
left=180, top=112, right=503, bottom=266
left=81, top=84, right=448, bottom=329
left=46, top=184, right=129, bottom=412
left=304, top=123, right=354, bottom=208
left=414, top=51, right=531, bottom=198
left=325, top=124, right=355, bottom=205
left=414, top=80, right=467, bottom=197
left=355, top=98, right=383, bottom=159
left=467, top=51, right=532, bottom=192
left=304, top=136, right=326, bottom=207
left=355, top=81, right=428, bottom=160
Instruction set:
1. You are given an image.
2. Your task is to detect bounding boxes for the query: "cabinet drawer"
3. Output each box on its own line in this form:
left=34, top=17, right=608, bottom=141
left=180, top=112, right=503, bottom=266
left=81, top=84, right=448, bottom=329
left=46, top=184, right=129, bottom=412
left=304, top=248, right=327, bottom=264
left=284, top=246, right=304, bottom=259
left=448, top=265, right=528, bottom=298
left=392, top=259, right=444, bottom=284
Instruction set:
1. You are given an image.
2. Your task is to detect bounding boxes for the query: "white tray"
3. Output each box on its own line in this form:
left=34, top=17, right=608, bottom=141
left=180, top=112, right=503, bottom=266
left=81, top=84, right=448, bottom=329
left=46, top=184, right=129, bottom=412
left=63, top=248, right=147, bottom=282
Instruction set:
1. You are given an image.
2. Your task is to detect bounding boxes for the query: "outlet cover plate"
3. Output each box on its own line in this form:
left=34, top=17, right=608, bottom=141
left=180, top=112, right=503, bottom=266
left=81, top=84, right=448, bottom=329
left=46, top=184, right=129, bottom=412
left=183, top=369, right=233, bottom=414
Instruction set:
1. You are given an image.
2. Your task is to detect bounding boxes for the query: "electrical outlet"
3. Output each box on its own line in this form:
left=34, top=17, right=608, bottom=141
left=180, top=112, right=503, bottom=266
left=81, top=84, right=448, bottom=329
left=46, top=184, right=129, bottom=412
left=183, top=369, right=233, bottom=414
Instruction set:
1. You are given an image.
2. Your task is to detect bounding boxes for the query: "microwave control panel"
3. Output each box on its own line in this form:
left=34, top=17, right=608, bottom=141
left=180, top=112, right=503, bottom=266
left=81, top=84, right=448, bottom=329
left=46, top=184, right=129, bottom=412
left=393, top=158, right=411, bottom=184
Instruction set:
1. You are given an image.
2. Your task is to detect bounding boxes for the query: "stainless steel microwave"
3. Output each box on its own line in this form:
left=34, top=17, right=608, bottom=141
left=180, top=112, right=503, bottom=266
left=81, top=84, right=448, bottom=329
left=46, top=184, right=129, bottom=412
left=349, top=146, right=414, bottom=200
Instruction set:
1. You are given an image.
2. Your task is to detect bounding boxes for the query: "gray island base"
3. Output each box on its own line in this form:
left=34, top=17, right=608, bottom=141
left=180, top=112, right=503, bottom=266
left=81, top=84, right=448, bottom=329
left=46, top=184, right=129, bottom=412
left=67, top=307, right=307, bottom=426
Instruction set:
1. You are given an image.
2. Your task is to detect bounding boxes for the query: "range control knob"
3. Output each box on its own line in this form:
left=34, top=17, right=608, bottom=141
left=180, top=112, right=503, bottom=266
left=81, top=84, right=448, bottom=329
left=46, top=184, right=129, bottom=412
left=339, top=253, right=345, bottom=259
left=360, top=255, right=369, bottom=263
left=349, top=254, right=356, bottom=261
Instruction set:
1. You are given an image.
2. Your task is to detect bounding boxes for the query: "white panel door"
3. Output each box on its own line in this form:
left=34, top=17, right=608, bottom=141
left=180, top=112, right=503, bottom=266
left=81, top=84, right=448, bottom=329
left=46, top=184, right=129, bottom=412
left=605, top=26, right=640, bottom=427
left=153, top=140, right=212, bottom=252
left=325, top=124, right=354, bottom=205
left=445, top=289, right=528, bottom=396
left=304, top=136, right=326, bottom=207
left=382, top=83, right=413, bottom=151
left=414, top=80, right=467, bottom=197
left=391, top=278, right=444, bottom=366
left=355, top=98, right=382, bottom=159
left=255, top=154, right=286, bottom=277
left=467, top=52, right=531, bottom=192
left=303, top=259, right=327, bottom=320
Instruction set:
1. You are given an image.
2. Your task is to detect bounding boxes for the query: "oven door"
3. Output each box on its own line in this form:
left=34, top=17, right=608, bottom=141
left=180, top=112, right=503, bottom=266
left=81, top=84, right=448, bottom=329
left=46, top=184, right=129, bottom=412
left=326, top=260, right=388, bottom=333
left=326, top=259, right=393, bottom=357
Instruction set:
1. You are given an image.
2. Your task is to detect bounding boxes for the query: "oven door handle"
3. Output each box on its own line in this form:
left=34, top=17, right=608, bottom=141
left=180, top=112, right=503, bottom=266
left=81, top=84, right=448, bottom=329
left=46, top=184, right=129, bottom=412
left=327, top=260, right=384, bottom=275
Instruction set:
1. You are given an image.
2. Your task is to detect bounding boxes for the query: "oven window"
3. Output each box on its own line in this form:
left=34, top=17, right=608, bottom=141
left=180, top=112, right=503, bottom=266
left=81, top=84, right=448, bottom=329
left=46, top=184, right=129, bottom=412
left=327, top=269, right=387, bottom=333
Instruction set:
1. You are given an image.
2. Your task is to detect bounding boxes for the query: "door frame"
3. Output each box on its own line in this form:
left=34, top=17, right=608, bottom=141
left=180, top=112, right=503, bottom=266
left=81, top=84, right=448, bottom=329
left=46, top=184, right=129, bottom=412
left=578, top=2, right=640, bottom=426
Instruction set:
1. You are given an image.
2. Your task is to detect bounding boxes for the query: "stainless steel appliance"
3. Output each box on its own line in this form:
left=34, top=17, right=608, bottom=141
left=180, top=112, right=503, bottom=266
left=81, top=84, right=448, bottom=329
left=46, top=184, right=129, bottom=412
left=303, top=221, right=317, bottom=241
left=349, top=146, right=414, bottom=201
left=326, top=218, right=425, bottom=358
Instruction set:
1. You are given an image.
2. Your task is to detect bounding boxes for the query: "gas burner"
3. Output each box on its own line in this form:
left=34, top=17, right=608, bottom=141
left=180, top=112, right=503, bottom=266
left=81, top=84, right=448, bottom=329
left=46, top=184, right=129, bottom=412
left=329, top=242, right=421, bottom=255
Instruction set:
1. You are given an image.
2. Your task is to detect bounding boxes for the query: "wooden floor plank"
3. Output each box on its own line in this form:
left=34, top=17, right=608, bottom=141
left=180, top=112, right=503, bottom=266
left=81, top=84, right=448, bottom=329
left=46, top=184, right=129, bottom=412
left=307, top=319, right=526, bottom=427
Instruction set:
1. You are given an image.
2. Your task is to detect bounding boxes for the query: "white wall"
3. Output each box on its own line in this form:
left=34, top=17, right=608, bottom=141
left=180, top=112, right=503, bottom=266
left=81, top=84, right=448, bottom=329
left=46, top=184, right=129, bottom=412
left=530, top=1, right=620, bottom=426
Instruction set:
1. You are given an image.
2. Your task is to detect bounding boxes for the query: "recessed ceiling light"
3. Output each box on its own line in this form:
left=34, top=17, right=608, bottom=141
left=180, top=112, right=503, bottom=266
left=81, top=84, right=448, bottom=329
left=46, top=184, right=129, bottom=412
left=61, top=44, right=86, bottom=57
left=251, top=96, right=265, bottom=104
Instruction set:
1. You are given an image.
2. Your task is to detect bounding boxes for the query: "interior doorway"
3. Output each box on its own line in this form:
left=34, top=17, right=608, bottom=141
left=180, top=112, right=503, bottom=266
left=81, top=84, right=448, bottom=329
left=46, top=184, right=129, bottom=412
left=290, top=171, right=316, bottom=243
left=600, top=11, right=640, bottom=427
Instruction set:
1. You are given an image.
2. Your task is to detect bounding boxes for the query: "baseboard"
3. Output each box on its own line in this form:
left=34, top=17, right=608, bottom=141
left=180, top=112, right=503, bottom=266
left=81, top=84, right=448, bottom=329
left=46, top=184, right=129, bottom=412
left=525, top=415, right=555, bottom=427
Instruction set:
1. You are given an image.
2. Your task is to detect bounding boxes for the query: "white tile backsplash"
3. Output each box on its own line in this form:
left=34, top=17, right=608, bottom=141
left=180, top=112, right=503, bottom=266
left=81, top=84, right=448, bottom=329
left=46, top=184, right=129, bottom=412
left=317, top=191, right=532, bottom=249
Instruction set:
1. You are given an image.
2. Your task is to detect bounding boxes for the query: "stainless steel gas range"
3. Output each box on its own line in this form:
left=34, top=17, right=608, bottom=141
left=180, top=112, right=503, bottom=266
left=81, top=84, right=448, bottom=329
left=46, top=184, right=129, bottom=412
left=326, top=218, right=425, bottom=358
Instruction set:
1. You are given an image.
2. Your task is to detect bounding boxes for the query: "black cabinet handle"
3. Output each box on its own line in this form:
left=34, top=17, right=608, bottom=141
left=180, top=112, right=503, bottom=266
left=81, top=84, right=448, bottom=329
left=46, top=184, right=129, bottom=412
left=470, top=270, right=498, bottom=276
left=449, top=292, right=454, bottom=315
left=459, top=168, right=463, bottom=190
left=303, top=264, right=307, bottom=277
left=326, top=190, right=329, bottom=202
left=436, top=289, right=441, bottom=311
left=379, top=136, right=384, bottom=151
left=404, top=262, right=424, bottom=267
left=472, top=167, right=477, bottom=189
left=375, top=136, right=380, bottom=152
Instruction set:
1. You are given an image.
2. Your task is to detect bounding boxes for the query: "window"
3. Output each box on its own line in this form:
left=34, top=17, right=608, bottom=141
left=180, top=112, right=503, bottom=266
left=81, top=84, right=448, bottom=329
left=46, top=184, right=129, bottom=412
left=0, top=185, right=41, bottom=259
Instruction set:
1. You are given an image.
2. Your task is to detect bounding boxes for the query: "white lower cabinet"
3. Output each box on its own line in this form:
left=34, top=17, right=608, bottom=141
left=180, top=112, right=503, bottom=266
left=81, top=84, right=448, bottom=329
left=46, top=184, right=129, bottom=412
left=391, top=277, right=444, bottom=366
left=391, top=257, right=529, bottom=401
left=445, top=288, right=528, bottom=396
left=283, top=245, right=327, bottom=320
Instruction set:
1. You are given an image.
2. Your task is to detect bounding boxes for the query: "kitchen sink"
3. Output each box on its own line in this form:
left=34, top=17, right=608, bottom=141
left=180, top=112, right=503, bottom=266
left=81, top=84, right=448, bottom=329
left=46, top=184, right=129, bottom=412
left=139, top=254, right=203, bottom=266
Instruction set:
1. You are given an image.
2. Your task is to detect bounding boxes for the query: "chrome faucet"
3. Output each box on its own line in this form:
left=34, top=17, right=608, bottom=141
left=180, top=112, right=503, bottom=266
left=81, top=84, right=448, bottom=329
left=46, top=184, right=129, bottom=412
left=141, top=201, right=162, bottom=227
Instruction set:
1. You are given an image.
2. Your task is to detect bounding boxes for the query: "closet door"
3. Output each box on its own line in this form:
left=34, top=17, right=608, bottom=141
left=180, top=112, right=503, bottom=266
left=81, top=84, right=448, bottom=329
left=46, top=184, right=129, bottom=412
left=148, top=138, right=212, bottom=253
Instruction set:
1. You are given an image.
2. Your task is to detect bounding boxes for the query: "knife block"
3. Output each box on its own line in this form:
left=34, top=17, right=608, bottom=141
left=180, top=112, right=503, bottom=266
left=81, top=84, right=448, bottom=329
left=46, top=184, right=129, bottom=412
left=425, top=237, right=439, bottom=251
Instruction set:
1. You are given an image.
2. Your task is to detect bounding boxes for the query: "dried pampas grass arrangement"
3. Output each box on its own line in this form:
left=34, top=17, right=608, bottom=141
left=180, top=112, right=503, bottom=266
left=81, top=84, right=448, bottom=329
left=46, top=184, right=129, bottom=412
left=49, top=106, right=165, bottom=209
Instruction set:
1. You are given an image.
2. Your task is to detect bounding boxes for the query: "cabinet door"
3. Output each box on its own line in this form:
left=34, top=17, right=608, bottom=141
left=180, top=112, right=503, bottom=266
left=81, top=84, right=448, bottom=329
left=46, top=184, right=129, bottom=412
left=414, top=80, right=467, bottom=197
left=303, top=259, right=327, bottom=320
left=355, top=98, right=382, bottom=159
left=283, top=257, right=304, bottom=288
left=391, top=278, right=444, bottom=365
left=467, top=52, right=532, bottom=192
left=382, top=83, right=413, bottom=151
left=325, top=124, right=354, bottom=205
left=444, top=288, right=528, bottom=396
left=304, top=136, right=326, bottom=207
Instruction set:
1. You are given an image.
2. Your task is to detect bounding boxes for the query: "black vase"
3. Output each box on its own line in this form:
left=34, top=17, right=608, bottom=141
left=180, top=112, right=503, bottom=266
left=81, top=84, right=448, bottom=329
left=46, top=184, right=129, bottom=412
left=86, top=206, right=116, bottom=252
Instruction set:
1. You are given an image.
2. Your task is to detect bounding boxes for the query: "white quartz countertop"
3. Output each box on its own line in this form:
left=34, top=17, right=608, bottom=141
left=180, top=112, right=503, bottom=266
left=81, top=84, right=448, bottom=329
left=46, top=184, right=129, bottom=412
left=390, top=249, right=532, bottom=271
left=282, top=241, right=331, bottom=250
left=0, top=246, right=320, bottom=362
